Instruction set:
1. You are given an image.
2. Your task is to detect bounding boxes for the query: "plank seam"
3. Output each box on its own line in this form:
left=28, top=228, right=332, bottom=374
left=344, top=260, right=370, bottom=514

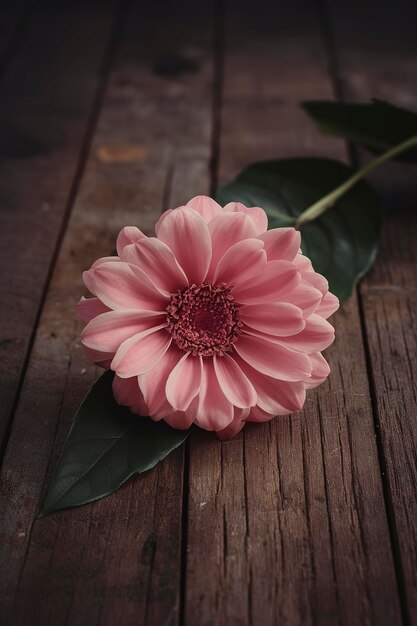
left=315, top=0, right=410, bottom=622
left=0, top=0, right=130, bottom=468
left=3, top=0, right=130, bottom=607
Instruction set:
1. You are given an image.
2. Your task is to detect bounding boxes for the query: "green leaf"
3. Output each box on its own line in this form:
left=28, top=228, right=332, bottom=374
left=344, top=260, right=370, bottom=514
left=40, top=371, right=191, bottom=516
left=216, top=158, right=382, bottom=302
left=302, top=99, right=417, bottom=161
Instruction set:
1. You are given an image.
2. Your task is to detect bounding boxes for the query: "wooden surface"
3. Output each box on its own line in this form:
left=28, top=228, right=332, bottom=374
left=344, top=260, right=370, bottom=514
left=0, top=1, right=416, bottom=625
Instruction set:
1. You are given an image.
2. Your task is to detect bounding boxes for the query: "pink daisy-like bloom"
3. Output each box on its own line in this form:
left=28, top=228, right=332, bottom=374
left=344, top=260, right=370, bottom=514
left=76, top=196, right=339, bottom=440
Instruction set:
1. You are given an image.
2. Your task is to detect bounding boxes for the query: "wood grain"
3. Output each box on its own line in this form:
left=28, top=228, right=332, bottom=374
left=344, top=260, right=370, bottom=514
left=0, top=2, right=215, bottom=625
left=183, top=1, right=402, bottom=624
left=323, top=0, right=417, bottom=621
left=0, top=0, right=117, bottom=452
left=1, top=1, right=416, bottom=625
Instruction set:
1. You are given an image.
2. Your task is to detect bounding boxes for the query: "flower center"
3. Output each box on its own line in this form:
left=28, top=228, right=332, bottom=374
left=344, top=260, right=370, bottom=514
left=166, top=282, right=242, bottom=356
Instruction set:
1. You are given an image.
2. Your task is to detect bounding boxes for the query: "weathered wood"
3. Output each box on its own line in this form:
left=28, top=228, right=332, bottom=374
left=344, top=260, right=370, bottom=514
left=184, top=2, right=403, bottom=625
left=0, top=2, right=215, bottom=625
left=323, top=0, right=417, bottom=621
left=0, top=0, right=118, bottom=452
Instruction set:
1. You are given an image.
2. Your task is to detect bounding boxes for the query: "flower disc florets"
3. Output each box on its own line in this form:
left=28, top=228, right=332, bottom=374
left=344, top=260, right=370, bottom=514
left=166, top=282, right=242, bottom=356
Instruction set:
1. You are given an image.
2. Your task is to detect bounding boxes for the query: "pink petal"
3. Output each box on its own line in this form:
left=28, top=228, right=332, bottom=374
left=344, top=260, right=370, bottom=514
left=163, top=409, right=195, bottom=430
left=258, top=228, right=301, bottom=262
left=111, top=325, right=171, bottom=378
left=157, top=207, right=212, bottom=284
left=223, top=202, right=268, bottom=235
left=216, top=408, right=250, bottom=440
left=121, top=237, right=188, bottom=292
left=116, top=226, right=146, bottom=256
left=283, top=280, right=323, bottom=317
left=315, top=291, right=339, bottom=319
left=294, top=253, right=313, bottom=273
left=247, top=406, right=275, bottom=423
left=207, top=212, right=258, bottom=279
left=186, top=195, right=222, bottom=223
left=76, top=297, right=110, bottom=323
left=277, top=314, right=335, bottom=353
left=139, top=344, right=183, bottom=414
left=234, top=334, right=312, bottom=381
left=236, top=355, right=306, bottom=414
left=93, top=261, right=168, bottom=311
left=112, top=374, right=148, bottom=414
left=213, top=238, right=266, bottom=285
left=81, top=310, right=164, bottom=352
left=165, top=352, right=202, bottom=411
left=302, top=270, right=328, bottom=295
left=83, top=256, right=119, bottom=294
left=191, top=359, right=233, bottom=431
left=155, top=210, right=173, bottom=237
left=240, top=302, right=305, bottom=337
left=232, top=260, right=300, bottom=304
left=305, top=352, right=331, bottom=389
left=213, top=354, right=256, bottom=408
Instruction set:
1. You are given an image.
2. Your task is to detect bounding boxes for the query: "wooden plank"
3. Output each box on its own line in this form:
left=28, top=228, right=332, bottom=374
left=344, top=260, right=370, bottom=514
left=323, top=1, right=417, bottom=622
left=0, top=2, right=215, bottom=625
left=183, top=1, right=403, bottom=624
left=0, top=0, right=118, bottom=452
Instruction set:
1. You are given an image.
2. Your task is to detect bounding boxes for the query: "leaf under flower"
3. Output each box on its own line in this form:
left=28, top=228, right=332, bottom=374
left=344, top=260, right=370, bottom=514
left=40, top=371, right=192, bottom=516
left=217, top=158, right=382, bottom=302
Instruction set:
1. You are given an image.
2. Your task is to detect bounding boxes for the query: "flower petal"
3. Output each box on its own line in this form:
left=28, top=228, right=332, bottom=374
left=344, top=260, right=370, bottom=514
left=247, top=406, right=275, bottom=423
left=83, top=256, right=119, bottom=294
left=240, top=302, right=305, bottom=337
left=121, top=237, right=188, bottom=291
left=112, top=374, right=148, bottom=414
left=235, top=355, right=306, bottom=414
left=213, top=353, right=256, bottom=408
left=223, top=202, right=268, bottom=235
left=81, top=309, right=164, bottom=352
left=283, top=280, right=323, bottom=317
left=191, top=359, right=233, bottom=430
left=139, top=344, right=183, bottom=414
left=234, top=334, right=311, bottom=381
left=258, top=228, right=301, bottom=262
left=232, top=260, right=300, bottom=304
left=207, top=212, right=258, bottom=279
left=157, top=207, right=212, bottom=284
left=305, top=352, right=331, bottom=389
left=186, top=195, right=222, bottom=223
left=216, top=408, right=250, bottom=440
left=277, top=314, right=335, bottom=353
left=93, top=261, right=168, bottom=311
left=116, top=226, right=146, bottom=256
left=163, top=409, right=195, bottom=430
left=111, top=325, right=171, bottom=378
left=166, top=352, right=202, bottom=411
left=315, top=291, right=339, bottom=319
left=76, top=297, right=110, bottom=323
left=213, top=238, right=266, bottom=285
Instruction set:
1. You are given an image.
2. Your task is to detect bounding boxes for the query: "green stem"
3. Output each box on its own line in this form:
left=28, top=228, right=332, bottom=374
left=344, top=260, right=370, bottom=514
left=295, top=134, right=417, bottom=228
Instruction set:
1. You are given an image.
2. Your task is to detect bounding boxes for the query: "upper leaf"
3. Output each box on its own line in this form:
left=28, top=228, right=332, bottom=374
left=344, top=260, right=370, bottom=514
left=217, top=158, right=382, bottom=302
left=40, top=371, right=191, bottom=515
left=302, top=99, right=417, bottom=161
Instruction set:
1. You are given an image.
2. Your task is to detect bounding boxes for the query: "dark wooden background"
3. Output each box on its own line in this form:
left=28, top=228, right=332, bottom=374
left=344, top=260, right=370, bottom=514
left=0, top=1, right=416, bottom=625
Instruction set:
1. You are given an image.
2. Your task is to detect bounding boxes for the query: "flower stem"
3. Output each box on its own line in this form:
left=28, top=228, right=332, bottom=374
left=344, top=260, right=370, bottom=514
left=295, top=134, right=417, bottom=228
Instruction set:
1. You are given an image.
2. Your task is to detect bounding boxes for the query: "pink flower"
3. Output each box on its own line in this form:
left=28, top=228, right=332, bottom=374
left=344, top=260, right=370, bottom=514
left=77, top=196, right=339, bottom=439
